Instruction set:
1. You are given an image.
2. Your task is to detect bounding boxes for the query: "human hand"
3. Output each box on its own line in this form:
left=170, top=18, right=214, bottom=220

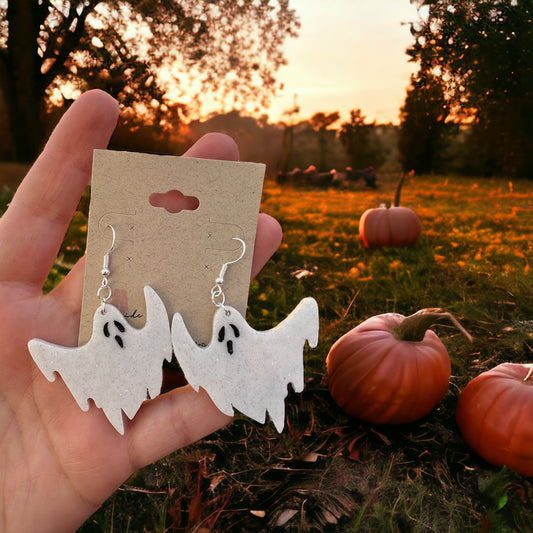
left=0, top=90, right=282, bottom=533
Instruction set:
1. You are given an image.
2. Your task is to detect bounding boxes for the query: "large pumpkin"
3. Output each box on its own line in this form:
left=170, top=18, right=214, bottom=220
left=456, top=363, right=533, bottom=476
left=359, top=173, right=421, bottom=247
left=326, top=309, right=469, bottom=424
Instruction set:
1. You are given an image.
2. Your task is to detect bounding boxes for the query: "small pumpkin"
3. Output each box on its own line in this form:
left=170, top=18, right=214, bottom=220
left=326, top=309, right=471, bottom=424
left=359, top=173, right=421, bottom=247
left=456, top=363, right=533, bottom=476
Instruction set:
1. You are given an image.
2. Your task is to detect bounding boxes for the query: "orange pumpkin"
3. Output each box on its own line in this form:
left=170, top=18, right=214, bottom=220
left=326, top=309, right=470, bottom=424
left=456, top=363, right=533, bottom=476
left=359, top=173, right=421, bottom=247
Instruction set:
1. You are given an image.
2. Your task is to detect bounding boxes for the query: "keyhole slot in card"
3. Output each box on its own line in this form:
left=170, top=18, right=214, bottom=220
left=149, top=190, right=200, bottom=214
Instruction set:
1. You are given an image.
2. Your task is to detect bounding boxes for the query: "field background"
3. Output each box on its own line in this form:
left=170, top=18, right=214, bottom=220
left=75, top=172, right=531, bottom=532
left=2, top=170, right=531, bottom=532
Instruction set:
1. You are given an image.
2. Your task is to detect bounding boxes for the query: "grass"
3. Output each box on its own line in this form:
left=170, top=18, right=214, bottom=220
left=3, top=171, right=532, bottom=532
left=79, top=173, right=532, bottom=532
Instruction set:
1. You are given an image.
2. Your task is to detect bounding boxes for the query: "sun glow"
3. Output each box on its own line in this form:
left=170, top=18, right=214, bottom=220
left=264, top=0, right=421, bottom=124
left=142, top=1, right=422, bottom=124
left=45, top=1, right=421, bottom=126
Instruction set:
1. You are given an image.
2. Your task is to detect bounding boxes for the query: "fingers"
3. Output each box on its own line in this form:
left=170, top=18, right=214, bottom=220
left=0, top=90, right=119, bottom=286
left=127, top=385, right=232, bottom=470
left=251, top=214, right=283, bottom=279
left=50, top=255, right=86, bottom=316
left=183, top=132, right=239, bottom=161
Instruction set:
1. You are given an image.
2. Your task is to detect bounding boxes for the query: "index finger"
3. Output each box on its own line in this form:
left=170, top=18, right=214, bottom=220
left=0, top=90, right=119, bottom=286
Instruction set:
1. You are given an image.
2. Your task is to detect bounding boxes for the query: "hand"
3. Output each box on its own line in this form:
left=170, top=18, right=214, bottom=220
left=0, top=90, right=282, bottom=533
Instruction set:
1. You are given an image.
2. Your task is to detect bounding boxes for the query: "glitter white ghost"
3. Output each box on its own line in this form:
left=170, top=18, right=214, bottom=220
left=171, top=297, right=319, bottom=432
left=28, top=286, right=172, bottom=434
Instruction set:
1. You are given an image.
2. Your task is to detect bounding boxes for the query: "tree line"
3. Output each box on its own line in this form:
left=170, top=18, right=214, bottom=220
left=1, top=0, right=531, bottom=178
left=0, top=0, right=299, bottom=162
left=399, top=0, right=533, bottom=178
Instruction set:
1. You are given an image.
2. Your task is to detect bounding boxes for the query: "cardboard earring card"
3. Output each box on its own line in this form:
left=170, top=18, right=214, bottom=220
left=29, top=147, right=320, bottom=435
left=79, top=149, right=265, bottom=346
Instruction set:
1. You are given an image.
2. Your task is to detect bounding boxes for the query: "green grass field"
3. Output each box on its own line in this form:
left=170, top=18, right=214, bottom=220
left=79, top=174, right=532, bottom=532
left=3, top=171, right=532, bottom=532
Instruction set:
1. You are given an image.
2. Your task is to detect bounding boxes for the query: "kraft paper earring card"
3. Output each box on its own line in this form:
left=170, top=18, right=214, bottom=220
left=80, top=149, right=265, bottom=346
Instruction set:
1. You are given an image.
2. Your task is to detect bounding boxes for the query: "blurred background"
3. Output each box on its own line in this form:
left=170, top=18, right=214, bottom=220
left=1, top=0, right=532, bottom=190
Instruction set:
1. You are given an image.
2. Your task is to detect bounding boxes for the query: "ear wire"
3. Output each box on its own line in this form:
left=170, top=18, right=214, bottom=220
left=97, top=224, right=116, bottom=313
left=211, top=237, right=246, bottom=313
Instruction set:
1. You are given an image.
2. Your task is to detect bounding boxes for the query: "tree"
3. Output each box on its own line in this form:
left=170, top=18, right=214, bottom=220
left=338, top=109, right=384, bottom=170
left=398, top=72, right=450, bottom=174
left=408, top=0, right=533, bottom=177
left=0, top=1, right=299, bottom=162
left=277, top=94, right=300, bottom=173
left=309, top=111, right=340, bottom=171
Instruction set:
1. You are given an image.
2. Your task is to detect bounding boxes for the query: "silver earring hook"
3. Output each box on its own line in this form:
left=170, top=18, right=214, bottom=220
left=216, top=237, right=246, bottom=284
left=97, top=224, right=116, bottom=312
left=104, top=224, right=116, bottom=255
left=211, top=237, right=246, bottom=313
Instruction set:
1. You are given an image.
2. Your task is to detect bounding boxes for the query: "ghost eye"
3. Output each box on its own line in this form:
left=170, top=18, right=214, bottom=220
left=114, top=321, right=126, bottom=332
left=230, top=324, right=240, bottom=337
left=218, top=326, right=225, bottom=342
left=103, top=322, right=110, bottom=337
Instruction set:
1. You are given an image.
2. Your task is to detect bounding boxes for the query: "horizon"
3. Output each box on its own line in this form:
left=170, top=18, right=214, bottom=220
left=249, top=1, right=421, bottom=125
left=45, top=2, right=422, bottom=128
left=167, top=1, right=422, bottom=127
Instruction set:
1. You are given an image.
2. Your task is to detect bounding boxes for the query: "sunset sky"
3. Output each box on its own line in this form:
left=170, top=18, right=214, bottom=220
left=265, top=0, right=421, bottom=125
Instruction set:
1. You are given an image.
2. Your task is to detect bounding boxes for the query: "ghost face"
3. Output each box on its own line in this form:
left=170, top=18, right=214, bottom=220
left=217, top=322, right=240, bottom=354
left=102, top=318, right=127, bottom=348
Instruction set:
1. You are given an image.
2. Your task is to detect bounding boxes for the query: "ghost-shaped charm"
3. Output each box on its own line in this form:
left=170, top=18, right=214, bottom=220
left=28, top=286, right=172, bottom=434
left=171, top=297, right=319, bottom=432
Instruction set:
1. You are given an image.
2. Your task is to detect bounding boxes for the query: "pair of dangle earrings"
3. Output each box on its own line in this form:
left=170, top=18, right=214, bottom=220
left=28, top=225, right=319, bottom=435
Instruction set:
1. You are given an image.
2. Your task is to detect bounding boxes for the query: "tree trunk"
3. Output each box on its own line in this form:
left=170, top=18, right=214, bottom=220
left=278, top=124, right=294, bottom=173
left=1, top=0, right=45, bottom=162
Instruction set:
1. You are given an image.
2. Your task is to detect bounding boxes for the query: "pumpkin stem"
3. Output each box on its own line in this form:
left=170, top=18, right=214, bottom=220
left=393, top=308, right=473, bottom=343
left=393, top=174, right=406, bottom=207
left=523, top=364, right=533, bottom=381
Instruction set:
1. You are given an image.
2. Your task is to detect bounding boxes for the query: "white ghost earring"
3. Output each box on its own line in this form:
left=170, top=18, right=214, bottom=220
left=171, top=238, right=319, bottom=432
left=28, top=224, right=173, bottom=434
